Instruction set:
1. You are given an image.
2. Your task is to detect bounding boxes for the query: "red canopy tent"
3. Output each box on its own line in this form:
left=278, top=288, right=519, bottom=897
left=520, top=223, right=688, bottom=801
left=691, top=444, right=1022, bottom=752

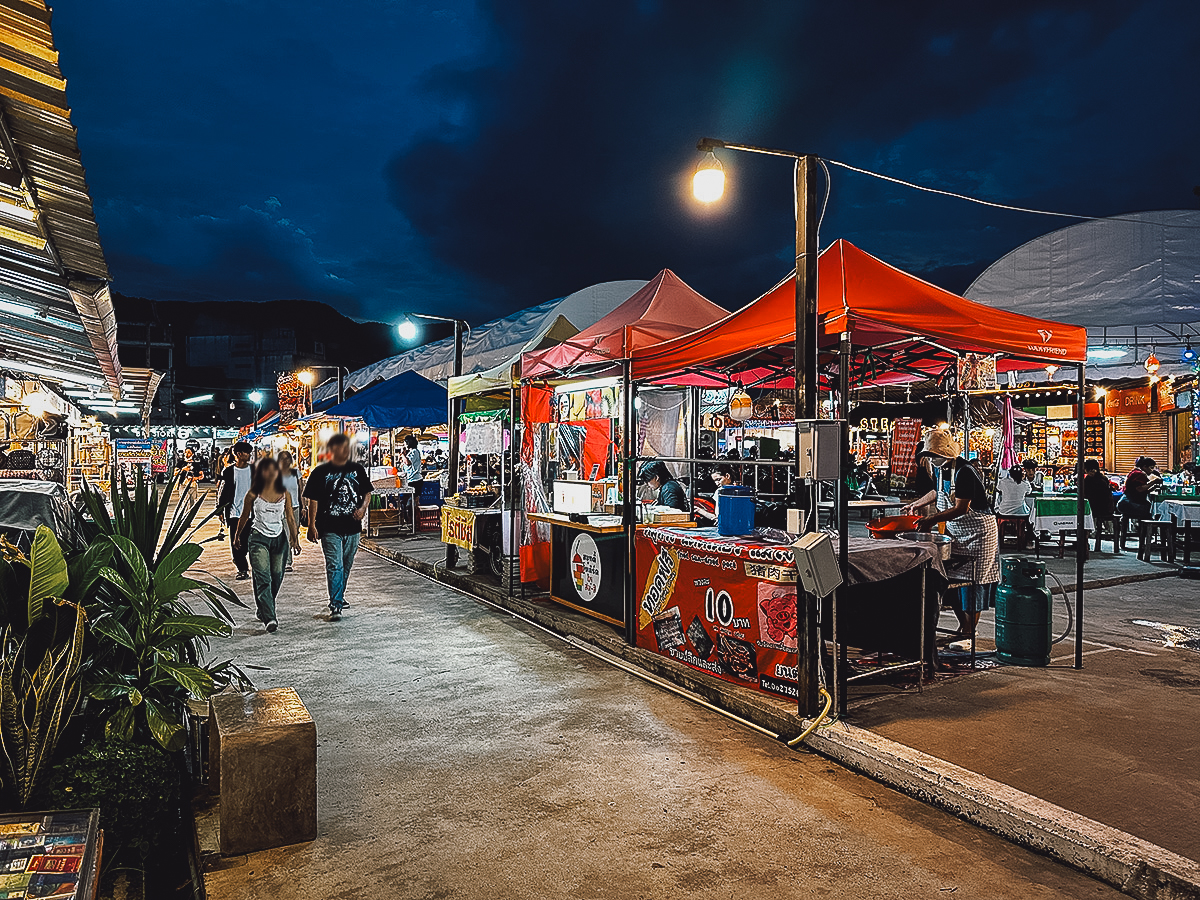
left=522, top=269, right=728, bottom=380
left=631, top=240, right=1086, bottom=385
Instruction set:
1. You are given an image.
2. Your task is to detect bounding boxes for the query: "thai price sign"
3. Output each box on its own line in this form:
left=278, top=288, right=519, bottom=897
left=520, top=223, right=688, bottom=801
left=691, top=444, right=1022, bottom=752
left=635, top=526, right=799, bottom=699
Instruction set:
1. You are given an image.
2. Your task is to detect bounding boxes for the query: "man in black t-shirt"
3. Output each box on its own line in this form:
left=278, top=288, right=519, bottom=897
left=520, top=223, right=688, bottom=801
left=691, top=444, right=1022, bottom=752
left=303, top=433, right=372, bottom=621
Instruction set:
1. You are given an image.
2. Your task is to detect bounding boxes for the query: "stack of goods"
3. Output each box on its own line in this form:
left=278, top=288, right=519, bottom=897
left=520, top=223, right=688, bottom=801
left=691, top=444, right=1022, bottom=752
left=449, top=485, right=497, bottom=509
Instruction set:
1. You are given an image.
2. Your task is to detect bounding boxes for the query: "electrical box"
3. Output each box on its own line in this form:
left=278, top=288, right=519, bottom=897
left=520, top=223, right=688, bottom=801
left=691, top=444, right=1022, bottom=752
left=795, top=420, right=842, bottom=480
left=793, top=531, right=843, bottom=598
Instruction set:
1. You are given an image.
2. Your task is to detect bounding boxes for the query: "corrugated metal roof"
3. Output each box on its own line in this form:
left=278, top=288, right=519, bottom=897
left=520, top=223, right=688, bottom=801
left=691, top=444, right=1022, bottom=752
left=0, top=0, right=119, bottom=398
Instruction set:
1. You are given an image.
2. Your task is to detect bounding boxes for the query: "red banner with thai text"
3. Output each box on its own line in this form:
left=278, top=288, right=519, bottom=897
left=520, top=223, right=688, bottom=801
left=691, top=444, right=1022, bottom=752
left=635, top=527, right=799, bottom=699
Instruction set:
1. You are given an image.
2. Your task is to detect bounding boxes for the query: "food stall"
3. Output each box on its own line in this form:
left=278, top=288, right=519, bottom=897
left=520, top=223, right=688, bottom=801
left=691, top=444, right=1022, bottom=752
left=520, top=269, right=729, bottom=623
left=322, top=369, right=449, bottom=540
left=626, top=239, right=1089, bottom=712
left=440, top=408, right=515, bottom=577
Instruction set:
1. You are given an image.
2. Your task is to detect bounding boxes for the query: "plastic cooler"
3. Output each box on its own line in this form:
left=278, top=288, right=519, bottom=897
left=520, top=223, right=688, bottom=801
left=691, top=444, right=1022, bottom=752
left=716, top=486, right=755, bottom=536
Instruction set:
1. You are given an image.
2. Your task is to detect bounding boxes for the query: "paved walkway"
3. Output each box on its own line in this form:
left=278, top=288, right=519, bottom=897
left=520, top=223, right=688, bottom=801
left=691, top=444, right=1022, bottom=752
left=198, top=527, right=1121, bottom=899
left=851, top=577, right=1200, bottom=863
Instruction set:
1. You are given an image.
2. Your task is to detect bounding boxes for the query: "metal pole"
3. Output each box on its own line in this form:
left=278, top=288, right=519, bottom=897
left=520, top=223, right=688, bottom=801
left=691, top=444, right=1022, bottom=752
left=509, top=377, right=518, bottom=597
left=337, top=368, right=344, bottom=404
left=793, top=154, right=821, bottom=718
left=797, top=155, right=820, bottom=422
left=836, top=331, right=851, bottom=716
left=446, top=320, right=464, bottom=568
left=623, top=361, right=637, bottom=645
left=1075, top=363, right=1086, bottom=668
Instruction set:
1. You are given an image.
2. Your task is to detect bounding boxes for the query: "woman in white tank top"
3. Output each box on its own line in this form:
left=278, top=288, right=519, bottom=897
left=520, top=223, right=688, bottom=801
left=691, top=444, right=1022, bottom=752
left=234, top=457, right=301, bottom=632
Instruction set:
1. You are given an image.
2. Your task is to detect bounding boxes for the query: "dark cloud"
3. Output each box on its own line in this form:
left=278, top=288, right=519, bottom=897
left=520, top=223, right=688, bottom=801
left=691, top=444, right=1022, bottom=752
left=387, top=0, right=1200, bottom=310
left=49, top=0, right=1200, bottom=324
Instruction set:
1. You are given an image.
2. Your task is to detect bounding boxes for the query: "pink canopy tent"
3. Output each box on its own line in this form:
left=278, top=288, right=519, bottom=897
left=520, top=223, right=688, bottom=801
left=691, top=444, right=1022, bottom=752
left=521, top=269, right=728, bottom=380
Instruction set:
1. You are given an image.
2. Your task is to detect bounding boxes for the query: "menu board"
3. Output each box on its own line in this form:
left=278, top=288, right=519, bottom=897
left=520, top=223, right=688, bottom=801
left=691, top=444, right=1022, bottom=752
left=1083, top=418, right=1104, bottom=457
left=1025, top=421, right=1048, bottom=461
left=889, top=418, right=923, bottom=478
left=0, top=808, right=100, bottom=899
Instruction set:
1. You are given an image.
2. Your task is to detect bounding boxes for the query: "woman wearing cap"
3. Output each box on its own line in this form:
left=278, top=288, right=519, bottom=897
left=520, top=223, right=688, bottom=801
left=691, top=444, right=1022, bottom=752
left=637, top=460, right=689, bottom=512
left=916, top=430, right=1000, bottom=641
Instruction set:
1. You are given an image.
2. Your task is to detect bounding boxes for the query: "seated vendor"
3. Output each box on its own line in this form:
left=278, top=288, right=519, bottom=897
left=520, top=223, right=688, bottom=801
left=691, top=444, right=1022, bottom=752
left=711, top=463, right=737, bottom=489
left=637, top=460, right=689, bottom=512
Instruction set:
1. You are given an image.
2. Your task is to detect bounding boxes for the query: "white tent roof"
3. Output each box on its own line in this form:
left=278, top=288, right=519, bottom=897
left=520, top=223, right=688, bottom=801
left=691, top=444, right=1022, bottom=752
left=316, top=279, right=647, bottom=402
left=967, top=210, right=1200, bottom=378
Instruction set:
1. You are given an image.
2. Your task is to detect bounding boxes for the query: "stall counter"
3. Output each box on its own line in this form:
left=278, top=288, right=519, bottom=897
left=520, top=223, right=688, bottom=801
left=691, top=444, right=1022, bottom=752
left=529, top=512, right=626, bottom=625
left=635, top=526, right=946, bottom=700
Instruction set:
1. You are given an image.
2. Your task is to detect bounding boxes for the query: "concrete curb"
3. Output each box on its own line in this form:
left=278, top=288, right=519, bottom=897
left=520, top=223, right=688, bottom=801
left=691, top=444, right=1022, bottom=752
left=364, top=538, right=1200, bottom=899
left=807, top=725, right=1200, bottom=900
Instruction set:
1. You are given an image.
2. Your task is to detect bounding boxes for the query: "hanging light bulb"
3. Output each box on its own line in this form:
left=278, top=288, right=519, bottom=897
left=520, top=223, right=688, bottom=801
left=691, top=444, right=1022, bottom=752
left=692, top=151, right=725, bottom=203
left=1182, top=344, right=1197, bottom=365
left=728, top=388, right=753, bottom=421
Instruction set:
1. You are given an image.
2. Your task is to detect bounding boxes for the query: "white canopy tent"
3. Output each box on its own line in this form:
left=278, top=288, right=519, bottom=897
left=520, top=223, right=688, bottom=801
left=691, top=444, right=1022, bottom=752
left=967, top=210, right=1200, bottom=379
left=316, top=280, right=648, bottom=402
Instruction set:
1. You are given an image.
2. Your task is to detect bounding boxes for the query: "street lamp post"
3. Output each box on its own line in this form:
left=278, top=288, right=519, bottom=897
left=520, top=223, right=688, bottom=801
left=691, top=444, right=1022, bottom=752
left=694, top=138, right=820, bottom=422
left=397, top=313, right=467, bottom=568
left=692, top=138, right=826, bottom=717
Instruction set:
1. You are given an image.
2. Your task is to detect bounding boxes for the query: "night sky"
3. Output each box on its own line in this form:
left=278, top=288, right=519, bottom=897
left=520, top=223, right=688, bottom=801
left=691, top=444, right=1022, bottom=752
left=52, top=1, right=1200, bottom=326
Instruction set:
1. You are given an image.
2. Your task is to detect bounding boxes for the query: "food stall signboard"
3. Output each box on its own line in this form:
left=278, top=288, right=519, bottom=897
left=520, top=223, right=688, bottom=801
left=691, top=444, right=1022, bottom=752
left=889, top=418, right=922, bottom=478
left=635, top=527, right=799, bottom=700
left=114, top=439, right=153, bottom=479
left=441, top=505, right=476, bottom=550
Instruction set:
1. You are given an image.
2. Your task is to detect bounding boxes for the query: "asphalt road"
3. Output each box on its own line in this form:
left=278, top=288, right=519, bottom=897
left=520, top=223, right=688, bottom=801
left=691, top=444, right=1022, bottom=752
left=198, top=517, right=1122, bottom=900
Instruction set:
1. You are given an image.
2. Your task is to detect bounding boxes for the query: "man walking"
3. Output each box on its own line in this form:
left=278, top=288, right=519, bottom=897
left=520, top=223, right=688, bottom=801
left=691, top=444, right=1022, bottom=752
left=217, top=441, right=255, bottom=580
left=304, top=432, right=372, bottom=621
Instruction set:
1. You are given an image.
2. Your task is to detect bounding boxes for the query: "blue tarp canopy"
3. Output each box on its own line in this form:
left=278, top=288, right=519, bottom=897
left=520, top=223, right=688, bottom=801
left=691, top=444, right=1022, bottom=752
left=322, top=370, right=447, bottom=429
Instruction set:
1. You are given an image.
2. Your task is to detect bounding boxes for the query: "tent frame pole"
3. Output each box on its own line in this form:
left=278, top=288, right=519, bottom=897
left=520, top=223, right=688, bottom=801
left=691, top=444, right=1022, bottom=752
left=1075, top=363, right=1086, bottom=668
left=623, top=361, right=637, bottom=645
left=446, top=320, right=464, bottom=568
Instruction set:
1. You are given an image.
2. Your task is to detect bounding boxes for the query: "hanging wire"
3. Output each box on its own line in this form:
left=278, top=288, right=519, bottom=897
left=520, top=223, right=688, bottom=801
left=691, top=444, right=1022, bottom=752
left=823, top=158, right=1200, bottom=228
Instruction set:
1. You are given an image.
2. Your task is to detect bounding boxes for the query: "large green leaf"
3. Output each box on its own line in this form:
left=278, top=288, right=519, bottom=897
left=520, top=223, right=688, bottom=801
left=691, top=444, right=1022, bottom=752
left=157, top=615, right=230, bottom=639
left=97, top=567, right=142, bottom=605
left=143, top=697, right=186, bottom=751
left=107, top=535, right=150, bottom=593
left=154, top=543, right=201, bottom=587
left=64, top=541, right=114, bottom=607
left=90, top=613, right=137, bottom=652
left=104, top=704, right=136, bottom=742
left=156, top=660, right=214, bottom=699
left=88, top=680, right=142, bottom=706
left=26, top=526, right=68, bottom=627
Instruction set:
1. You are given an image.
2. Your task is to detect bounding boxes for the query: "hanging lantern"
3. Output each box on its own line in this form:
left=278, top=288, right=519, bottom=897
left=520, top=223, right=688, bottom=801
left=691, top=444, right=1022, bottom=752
left=728, top=388, right=753, bottom=422
left=1144, top=353, right=1160, bottom=375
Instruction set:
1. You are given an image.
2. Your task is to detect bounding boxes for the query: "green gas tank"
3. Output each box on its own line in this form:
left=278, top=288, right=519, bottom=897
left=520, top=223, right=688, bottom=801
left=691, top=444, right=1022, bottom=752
left=995, top=556, right=1053, bottom=666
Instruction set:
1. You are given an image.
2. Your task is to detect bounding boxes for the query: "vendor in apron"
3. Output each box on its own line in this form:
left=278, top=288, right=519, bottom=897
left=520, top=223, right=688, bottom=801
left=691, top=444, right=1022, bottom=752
left=915, top=430, right=1000, bottom=641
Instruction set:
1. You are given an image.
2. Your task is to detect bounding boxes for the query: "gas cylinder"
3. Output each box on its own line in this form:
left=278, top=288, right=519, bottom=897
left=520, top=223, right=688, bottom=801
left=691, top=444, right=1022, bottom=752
left=995, top=556, right=1053, bottom=666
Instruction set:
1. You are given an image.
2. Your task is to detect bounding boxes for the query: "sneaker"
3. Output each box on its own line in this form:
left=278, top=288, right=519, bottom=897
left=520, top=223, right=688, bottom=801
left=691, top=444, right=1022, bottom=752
left=266, top=619, right=278, bottom=633
left=236, top=570, right=250, bottom=581
left=329, top=607, right=342, bottom=622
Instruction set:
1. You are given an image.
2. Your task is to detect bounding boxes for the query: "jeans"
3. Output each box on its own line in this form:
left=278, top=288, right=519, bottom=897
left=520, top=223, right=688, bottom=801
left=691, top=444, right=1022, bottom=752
left=226, top=514, right=248, bottom=573
left=248, top=531, right=289, bottom=623
left=320, top=531, right=361, bottom=611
